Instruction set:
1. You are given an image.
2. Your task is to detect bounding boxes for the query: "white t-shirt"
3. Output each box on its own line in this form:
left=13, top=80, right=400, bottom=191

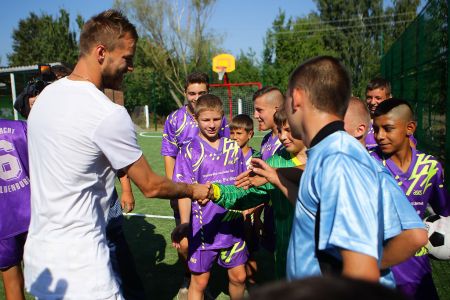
left=24, top=78, right=142, bottom=300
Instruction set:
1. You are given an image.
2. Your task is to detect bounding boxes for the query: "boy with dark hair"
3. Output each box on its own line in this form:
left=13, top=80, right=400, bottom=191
left=161, top=71, right=229, bottom=297
left=229, top=113, right=261, bottom=286
left=371, top=98, right=450, bottom=300
left=173, top=94, right=248, bottom=300
left=282, top=56, right=427, bottom=282
left=229, top=114, right=256, bottom=167
left=202, top=108, right=307, bottom=280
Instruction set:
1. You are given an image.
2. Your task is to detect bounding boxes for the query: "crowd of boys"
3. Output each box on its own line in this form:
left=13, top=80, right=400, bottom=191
left=1, top=8, right=449, bottom=300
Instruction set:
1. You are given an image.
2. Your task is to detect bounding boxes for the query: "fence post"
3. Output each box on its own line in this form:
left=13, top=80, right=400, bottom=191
left=446, top=0, right=450, bottom=186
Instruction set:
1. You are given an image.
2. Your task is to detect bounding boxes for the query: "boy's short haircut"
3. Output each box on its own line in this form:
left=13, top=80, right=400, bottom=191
left=185, top=71, right=209, bottom=91
left=194, top=94, right=223, bottom=117
left=288, top=56, right=351, bottom=119
left=252, top=86, right=284, bottom=104
left=366, top=77, right=391, bottom=95
left=273, top=108, right=288, bottom=128
left=230, top=114, right=254, bottom=132
left=79, top=10, right=138, bottom=57
left=349, top=96, right=371, bottom=128
left=373, top=98, right=414, bottom=120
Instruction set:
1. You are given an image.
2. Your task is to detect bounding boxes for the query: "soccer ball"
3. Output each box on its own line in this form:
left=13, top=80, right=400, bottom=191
left=424, top=215, right=450, bottom=260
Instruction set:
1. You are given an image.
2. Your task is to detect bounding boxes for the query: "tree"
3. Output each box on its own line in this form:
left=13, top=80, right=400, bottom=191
left=262, top=11, right=334, bottom=90
left=114, top=0, right=221, bottom=104
left=8, top=9, right=81, bottom=66
left=226, top=49, right=261, bottom=84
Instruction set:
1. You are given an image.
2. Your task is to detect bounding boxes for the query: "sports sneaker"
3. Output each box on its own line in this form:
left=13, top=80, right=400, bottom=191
left=176, top=277, right=190, bottom=300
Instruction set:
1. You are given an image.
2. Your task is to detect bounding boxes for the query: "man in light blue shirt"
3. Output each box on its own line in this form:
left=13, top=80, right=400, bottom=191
left=284, top=56, right=427, bottom=283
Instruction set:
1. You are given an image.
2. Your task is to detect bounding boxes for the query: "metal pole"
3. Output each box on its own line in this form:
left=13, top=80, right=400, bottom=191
left=10, top=73, right=18, bottom=120
left=445, top=0, right=450, bottom=187
left=144, top=105, right=149, bottom=129
left=238, top=98, right=242, bottom=115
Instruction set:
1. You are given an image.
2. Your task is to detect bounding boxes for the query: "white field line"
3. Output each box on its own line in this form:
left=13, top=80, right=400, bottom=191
left=124, top=212, right=175, bottom=219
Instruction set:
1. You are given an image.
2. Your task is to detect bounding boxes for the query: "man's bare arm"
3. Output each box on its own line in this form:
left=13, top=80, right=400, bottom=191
left=127, top=155, right=210, bottom=200
left=340, top=250, right=380, bottom=282
left=381, top=228, right=427, bottom=269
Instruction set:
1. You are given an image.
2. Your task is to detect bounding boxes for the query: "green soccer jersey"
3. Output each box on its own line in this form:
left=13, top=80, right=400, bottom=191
left=213, top=147, right=303, bottom=279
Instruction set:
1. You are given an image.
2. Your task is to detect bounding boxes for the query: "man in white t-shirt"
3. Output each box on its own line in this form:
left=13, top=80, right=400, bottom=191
left=24, top=10, right=210, bottom=300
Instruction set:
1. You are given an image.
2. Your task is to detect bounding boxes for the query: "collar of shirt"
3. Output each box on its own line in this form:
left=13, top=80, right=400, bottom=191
left=309, top=120, right=345, bottom=148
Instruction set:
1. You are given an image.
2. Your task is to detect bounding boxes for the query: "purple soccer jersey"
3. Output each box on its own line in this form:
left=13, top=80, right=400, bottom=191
left=173, top=136, right=246, bottom=252
left=0, top=120, right=30, bottom=239
left=371, top=147, right=450, bottom=287
left=161, top=105, right=230, bottom=157
left=243, top=147, right=254, bottom=169
left=260, top=131, right=282, bottom=161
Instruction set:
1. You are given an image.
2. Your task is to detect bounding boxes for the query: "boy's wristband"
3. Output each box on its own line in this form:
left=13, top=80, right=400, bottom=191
left=211, top=184, right=221, bottom=201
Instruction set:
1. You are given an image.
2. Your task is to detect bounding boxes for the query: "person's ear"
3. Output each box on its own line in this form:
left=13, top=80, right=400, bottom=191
left=95, top=45, right=106, bottom=64
left=292, top=87, right=306, bottom=112
left=355, top=123, right=366, bottom=139
left=406, top=120, right=417, bottom=136
left=249, top=130, right=254, bottom=139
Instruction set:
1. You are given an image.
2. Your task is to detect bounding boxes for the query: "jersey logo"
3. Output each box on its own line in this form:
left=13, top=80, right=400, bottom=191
left=0, top=139, right=23, bottom=181
left=406, top=153, right=438, bottom=196
left=222, top=139, right=239, bottom=166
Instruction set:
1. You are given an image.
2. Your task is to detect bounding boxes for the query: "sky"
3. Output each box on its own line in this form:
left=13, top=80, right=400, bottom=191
left=0, top=0, right=317, bottom=66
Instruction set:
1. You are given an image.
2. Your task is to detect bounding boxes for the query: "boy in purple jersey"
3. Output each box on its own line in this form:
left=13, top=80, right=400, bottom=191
left=365, top=78, right=416, bottom=149
left=173, top=94, right=248, bottom=300
left=229, top=114, right=262, bottom=287
left=253, top=87, right=284, bottom=160
left=371, top=98, right=450, bottom=300
left=0, top=119, right=29, bottom=300
left=162, top=72, right=229, bottom=296
left=253, top=87, right=284, bottom=253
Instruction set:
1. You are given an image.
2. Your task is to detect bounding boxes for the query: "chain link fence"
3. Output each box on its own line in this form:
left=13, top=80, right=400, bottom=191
left=381, top=1, right=450, bottom=298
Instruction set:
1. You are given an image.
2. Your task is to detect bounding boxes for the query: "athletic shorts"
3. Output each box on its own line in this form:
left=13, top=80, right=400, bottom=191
left=188, top=241, right=248, bottom=273
left=0, top=232, right=27, bottom=269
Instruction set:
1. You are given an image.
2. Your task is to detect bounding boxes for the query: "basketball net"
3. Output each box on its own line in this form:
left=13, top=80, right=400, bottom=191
left=217, top=67, right=226, bottom=81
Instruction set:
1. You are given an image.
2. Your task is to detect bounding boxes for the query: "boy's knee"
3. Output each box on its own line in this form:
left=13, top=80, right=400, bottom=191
left=229, top=267, right=247, bottom=285
left=191, top=274, right=209, bottom=290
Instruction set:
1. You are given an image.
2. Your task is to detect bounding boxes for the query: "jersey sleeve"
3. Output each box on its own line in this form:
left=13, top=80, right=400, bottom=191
left=172, top=143, right=195, bottom=184
left=214, top=183, right=271, bottom=210
left=429, top=160, right=450, bottom=217
left=380, top=169, right=425, bottom=240
left=161, top=112, right=179, bottom=157
left=317, top=154, right=380, bottom=259
left=92, top=107, right=142, bottom=171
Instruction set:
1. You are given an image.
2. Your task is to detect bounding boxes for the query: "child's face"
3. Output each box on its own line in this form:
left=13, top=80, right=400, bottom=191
left=366, top=88, right=390, bottom=116
left=373, top=113, right=411, bottom=155
left=230, top=128, right=253, bottom=148
left=254, top=96, right=277, bottom=131
left=186, top=83, right=208, bottom=109
left=196, top=109, right=223, bottom=141
left=277, top=122, right=305, bottom=154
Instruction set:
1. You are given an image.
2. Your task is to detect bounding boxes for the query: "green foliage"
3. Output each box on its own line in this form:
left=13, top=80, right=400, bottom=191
left=123, top=67, right=176, bottom=116
left=7, top=9, right=81, bottom=66
left=226, top=49, right=261, bottom=84
left=262, top=11, right=335, bottom=90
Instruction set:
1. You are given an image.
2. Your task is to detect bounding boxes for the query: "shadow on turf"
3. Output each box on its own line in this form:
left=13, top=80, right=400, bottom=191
left=123, top=216, right=276, bottom=299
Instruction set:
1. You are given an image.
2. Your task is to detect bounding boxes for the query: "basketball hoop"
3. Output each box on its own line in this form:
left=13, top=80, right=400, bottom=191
left=217, top=67, right=226, bottom=81
left=212, top=53, right=236, bottom=81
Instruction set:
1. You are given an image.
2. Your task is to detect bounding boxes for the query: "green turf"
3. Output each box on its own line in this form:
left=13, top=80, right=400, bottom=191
left=2, top=132, right=449, bottom=299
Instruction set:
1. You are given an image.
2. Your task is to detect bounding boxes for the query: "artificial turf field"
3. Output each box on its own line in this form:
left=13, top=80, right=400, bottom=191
left=1, top=132, right=449, bottom=299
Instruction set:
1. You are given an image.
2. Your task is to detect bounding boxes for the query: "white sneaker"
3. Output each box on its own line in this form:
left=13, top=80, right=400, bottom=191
left=176, top=277, right=190, bottom=300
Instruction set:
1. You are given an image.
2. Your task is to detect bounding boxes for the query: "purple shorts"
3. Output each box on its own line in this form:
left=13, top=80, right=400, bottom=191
left=188, top=241, right=248, bottom=273
left=0, top=232, right=27, bottom=269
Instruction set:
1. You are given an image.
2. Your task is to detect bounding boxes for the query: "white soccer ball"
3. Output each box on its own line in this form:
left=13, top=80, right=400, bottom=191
left=424, top=215, right=450, bottom=260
